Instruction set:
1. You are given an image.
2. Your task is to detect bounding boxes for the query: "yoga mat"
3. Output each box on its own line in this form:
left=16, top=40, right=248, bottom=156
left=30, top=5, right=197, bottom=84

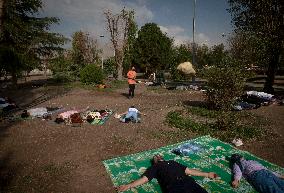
left=103, top=135, right=284, bottom=193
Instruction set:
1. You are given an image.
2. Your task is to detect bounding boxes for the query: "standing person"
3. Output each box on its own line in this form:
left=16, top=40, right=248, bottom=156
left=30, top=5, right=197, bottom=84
left=116, top=154, right=217, bottom=193
left=127, top=66, right=136, bottom=99
left=230, top=154, right=284, bottom=193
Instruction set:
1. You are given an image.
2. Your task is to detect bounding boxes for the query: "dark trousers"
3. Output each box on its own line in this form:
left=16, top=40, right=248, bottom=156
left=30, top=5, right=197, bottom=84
left=168, top=176, right=208, bottom=193
left=129, top=84, right=135, bottom=97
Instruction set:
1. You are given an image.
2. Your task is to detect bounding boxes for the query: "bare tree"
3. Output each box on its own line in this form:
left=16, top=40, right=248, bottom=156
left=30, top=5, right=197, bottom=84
left=104, top=8, right=135, bottom=80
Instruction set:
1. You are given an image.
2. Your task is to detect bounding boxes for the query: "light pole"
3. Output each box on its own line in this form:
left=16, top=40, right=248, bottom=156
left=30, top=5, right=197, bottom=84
left=192, top=0, right=196, bottom=83
left=99, top=35, right=104, bottom=69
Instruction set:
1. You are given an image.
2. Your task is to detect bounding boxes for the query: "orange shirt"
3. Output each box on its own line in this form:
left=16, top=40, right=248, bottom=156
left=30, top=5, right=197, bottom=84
left=127, top=70, right=136, bottom=84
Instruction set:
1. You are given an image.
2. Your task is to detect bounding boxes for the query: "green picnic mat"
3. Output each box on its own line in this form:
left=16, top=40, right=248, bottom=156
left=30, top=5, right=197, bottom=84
left=103, top=135, right=284, bottom=193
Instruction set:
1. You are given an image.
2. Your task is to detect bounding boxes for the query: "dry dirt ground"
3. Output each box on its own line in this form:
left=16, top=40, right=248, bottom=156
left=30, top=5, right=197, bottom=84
left=0, top=78, right=283, bottom=193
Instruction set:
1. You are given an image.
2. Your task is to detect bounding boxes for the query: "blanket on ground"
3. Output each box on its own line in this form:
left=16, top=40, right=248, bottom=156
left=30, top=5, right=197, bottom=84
left=103, top=135, right=284, bottom=193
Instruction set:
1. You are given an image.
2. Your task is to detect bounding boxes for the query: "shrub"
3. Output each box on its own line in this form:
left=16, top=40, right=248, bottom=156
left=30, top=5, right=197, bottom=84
left=80, top=64, right=104, bottom=84
left=52, top=72, right=75, bottom=83
left=202, top=56, right=252, bottom=111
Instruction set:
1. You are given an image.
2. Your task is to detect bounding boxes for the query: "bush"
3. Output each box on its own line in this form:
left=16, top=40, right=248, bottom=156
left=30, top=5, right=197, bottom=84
left=202, top=56, right=252, bottom=110
left=52, top=72, right=76, bottom=83
left=80, top=64, right=104, bottom=84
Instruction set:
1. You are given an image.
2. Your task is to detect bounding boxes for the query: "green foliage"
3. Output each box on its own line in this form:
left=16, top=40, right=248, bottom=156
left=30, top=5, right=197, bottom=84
left=50, top=52, right=70, bottom=73
left=196, top=44, right=210, bottom=68
left=71, top=31, right=87, bottom=70
left=0, top=0, right=67, bottom=85
left=187, top=106, right=219, bottom=119
left=52, top=72, right=75, bottom=83
left=134, top=23, right=174, bottom=74
left=228, top=31, right=269, bottom=70
left=202, top=56, right=250, bottom=110
left=166, top=110, right=267, bottom=142
left=70, top=31, right=100, bottom=78
left=103, top=58, right=116, bottom=76
left=80, top=64, right=104, bottom=85
left=207, top=44, right=228, bottom=66
left=228, top=0, right=283, bottom=93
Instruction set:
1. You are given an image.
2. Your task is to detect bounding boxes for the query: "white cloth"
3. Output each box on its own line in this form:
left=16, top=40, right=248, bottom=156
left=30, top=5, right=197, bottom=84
left=128, top=107, right=138, bottom=113
left=27, top=107, right=48, bottom=117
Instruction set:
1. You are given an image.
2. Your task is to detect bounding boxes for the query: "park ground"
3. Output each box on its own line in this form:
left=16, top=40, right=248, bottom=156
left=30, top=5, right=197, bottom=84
left=0, top=76, right=284, bottom=193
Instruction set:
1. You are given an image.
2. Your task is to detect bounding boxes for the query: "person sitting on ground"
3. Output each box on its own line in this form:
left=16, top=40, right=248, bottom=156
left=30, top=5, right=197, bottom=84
left=118, top=106, right=145, bottom=123
left=117, top=154, right=217, bottom=193
left=230, top=153, right=284, bottom=193
left=54, top=106, right=89, bottom=124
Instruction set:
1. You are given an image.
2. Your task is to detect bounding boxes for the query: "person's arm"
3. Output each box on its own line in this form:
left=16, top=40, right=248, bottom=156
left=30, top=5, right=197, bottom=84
left=231, top=163, right=242, bottom=188
left=119, top=111, right=128, bottom=116
left=138, top=111, right=146, bottom=116
left=185, top=168, right=217, bottom=179
left=116, top=176, right=149, bottom=192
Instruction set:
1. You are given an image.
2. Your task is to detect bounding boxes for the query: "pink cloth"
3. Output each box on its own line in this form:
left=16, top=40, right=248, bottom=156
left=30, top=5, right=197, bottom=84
left=59, top=110, right=78, bottom=119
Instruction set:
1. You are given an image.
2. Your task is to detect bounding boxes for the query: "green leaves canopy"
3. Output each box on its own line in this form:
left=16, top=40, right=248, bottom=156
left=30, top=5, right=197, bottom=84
left=0, top=0, right=67, bottom=83
left=134, top=23, right=173, bottom=73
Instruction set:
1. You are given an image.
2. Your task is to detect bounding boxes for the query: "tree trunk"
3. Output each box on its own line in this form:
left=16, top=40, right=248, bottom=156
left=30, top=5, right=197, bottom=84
left=0, top=0, right=4, bottom=35
left=263, top=47, right=280, bottom=94
left=115, top=50, right=124, bottom=80
left=11, top=71, right=18, bottom=88
left=0, top=0, right=5, bottom=40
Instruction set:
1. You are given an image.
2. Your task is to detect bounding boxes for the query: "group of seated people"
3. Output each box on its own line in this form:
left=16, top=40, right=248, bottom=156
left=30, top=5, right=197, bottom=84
left=117, top=154, right=284, bottom=193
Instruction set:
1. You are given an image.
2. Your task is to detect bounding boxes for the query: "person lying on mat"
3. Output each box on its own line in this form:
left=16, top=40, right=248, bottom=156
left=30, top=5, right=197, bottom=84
left=54, top=106, right=89, bottom=124
left=230, top=153, right=284, bottom=193
left=116, top=154, right=218, bottom=193
left=118, top=106, right=146, bottom=123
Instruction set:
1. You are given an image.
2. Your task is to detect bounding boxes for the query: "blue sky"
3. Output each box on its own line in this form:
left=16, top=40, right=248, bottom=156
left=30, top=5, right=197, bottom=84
left=41, top=0, right=233, bottom=48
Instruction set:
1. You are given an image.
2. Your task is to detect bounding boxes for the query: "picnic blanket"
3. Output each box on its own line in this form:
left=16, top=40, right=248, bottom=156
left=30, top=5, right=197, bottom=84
left=86, top=109, right=113, bottom=125
left=103, top=135, right=284, bottom=193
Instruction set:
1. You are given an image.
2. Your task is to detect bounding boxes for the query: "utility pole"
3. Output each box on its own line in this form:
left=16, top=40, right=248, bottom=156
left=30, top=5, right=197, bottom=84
left=192, top=0, right=196, bottom=83
left=99, top=35, right=104, bottom=69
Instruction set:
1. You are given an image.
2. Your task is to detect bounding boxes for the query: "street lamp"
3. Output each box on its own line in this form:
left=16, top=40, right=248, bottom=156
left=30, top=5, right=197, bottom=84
left=192, top=0, right=196, bottom=83
left=99, top=35, right=104, bottom=69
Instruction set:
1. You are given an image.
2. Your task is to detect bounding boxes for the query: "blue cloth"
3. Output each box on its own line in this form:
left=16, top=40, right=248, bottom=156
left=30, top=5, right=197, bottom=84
left=172, top=143, right=204, bottom=156
left=249, top=169, right=284, bottom=193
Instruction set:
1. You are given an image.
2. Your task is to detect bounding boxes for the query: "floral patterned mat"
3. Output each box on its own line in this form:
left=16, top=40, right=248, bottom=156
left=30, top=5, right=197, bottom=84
left=103, top=135, right=284, bottom=193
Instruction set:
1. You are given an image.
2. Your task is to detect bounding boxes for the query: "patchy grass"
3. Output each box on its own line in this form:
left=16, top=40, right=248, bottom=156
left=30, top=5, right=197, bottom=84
left=166, top=109, right=269, bottom=142
left=187, top=106, right=219, bottom=118
left=67, top=80, right=128, bottom=92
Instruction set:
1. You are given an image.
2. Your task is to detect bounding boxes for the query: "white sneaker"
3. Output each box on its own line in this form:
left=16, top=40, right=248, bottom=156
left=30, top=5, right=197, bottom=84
left=232, top=138, right=243, bottom=147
